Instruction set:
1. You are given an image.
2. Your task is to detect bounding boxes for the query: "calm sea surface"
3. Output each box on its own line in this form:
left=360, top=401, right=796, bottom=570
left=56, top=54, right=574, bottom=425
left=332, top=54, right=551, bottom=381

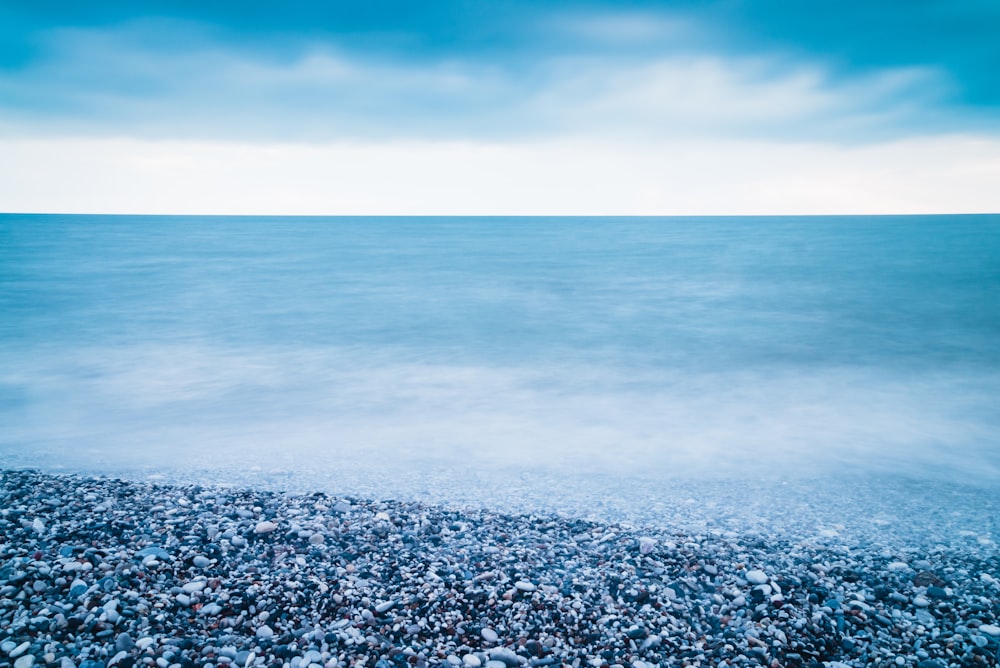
left=2, top=215, right=998, bottom=533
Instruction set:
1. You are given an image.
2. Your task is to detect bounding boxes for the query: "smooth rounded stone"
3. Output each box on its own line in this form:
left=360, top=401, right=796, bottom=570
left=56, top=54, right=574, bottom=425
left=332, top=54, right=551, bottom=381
left=887, top=561, right=910, bottom=571
left=913, top=595, right=930, bottom=607
left=308, top=533, right=325, bottom=545
left=136, top=638, right=156, bottom=651
left=254, top=521, right=278, bottom=535
left=374, top=600, right=396, bottom=614
left=514, top=581, right=537, bottom=592
left=192, top=556, right=211, bottom=568
left=488, top=648, right=519, bottom=667
left=14, top=656, right=35, bottom=668
left=9, top=643, right=31, bottom=659
left=69, top=578, right=88, bottom=598
left=980, top=624, right=1000, bottom=637
left=638, top=537, right=656, bottom=554
left=462, top=655, right=481, bottom=668
left=302, top=651, right=322, bottom=665
left=116, top=633, right=134, bottom=652
left=182, top=580, right=206, bottom=593
left=1, top=641, right=16, bottom=654
left=256, top=625, right=274, bottom=639
left=230, top=536, right=247, bottom=548
left=925, top=585, right=948, bottom=599
left=745, top=570, right=768, bottom=585
left=480, top=628, right=499, bottom=643
left=61, top=658, right=76, bottom=668
left=916, top=661, right=946, bottom=668
left=485, top=662, right=506, bottom=668
left=135, top=547, right=170, bottom=561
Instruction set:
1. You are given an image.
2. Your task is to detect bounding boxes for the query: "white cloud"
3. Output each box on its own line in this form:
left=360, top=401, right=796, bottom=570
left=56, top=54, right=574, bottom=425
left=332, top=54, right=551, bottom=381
left=1, top=134, right=998, bottom=215
left=0, top=20, right=956, bottom=143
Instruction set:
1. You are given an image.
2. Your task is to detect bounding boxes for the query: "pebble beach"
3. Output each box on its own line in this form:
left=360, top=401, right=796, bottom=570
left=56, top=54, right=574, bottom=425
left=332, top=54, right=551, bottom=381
left=2, top=470, right=999, bottom=668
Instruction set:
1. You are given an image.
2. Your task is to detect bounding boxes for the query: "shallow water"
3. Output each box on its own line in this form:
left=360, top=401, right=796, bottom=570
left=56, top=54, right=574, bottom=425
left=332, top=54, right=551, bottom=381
left=2, top=214, right=999, bottom=536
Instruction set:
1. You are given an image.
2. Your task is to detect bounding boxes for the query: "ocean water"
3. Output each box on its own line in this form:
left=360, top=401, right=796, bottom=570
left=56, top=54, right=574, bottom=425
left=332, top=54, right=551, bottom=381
left=2, top=214, right=999, bottom=537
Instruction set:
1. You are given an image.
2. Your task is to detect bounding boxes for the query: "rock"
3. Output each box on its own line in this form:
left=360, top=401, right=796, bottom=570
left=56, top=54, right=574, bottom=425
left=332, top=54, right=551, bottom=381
left=135, top=547, right=170, bottom=561
left=192, top=556, right=211, bottom=568
left=514, top=581, right=537, bottom=592
left=913, top=595, right=930, bottom=607
left=69, top=578, right=88, bottom=598
left=116, top=633, right=134, bottom=652
left=309, top=533, right=325, bottom=545
left=256, top=625, right=274, bottom=639
left=254, top=521, right=278, bottom=535
left=374, top=600, right=396, bottom=614
left=9, top=643, right=31, bottom=659
left=182, top=580, right=206, bottom=593
left=462, top=656, right=481, bottom=668
left=745, top=570, right=768, bottom=585
left=480, top=628, right=499, bottom=643
left=638, top=537, right=656, bottom=554
left=925, top=585, right=948, bottom=599
left=913, top=571, right=945, bottom=587
left=60, top=659, right=76, bottom=668
left=980, top=624, right=1000, bottom=637
left=488, top=648, right=519, bottom=667
left=14, top=657, right=34, bottom=668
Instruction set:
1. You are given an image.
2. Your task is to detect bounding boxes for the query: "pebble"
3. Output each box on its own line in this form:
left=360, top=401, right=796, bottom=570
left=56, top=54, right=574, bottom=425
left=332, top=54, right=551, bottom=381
left=2, top=468, right=998, bottom=668
left=254, top=521, right=278, bottom=535
left=9, top=643, right=31, bottom=659
left=14, top=657, right=34, bottom=668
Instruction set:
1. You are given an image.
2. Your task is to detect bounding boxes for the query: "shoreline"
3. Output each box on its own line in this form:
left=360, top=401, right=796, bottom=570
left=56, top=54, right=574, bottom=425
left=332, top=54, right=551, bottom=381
left=1, top=469, right=999, bottom=668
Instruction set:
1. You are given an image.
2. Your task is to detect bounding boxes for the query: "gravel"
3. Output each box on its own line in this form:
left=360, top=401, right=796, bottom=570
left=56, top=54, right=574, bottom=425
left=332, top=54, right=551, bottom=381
left=1, top=469, right=999, bottom=668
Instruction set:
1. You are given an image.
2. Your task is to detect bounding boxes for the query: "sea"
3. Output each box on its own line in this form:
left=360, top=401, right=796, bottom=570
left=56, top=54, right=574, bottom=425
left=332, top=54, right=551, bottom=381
left=2, top=214, right=998, bottom=542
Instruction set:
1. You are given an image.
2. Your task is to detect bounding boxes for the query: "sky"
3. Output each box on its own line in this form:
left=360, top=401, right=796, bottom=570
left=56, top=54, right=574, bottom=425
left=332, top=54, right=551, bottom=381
left=1, top=0, right=999, bottom=215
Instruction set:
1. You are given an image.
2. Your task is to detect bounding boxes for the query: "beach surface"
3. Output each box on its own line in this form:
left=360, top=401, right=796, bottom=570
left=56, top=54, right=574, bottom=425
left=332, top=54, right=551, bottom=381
left=2, top=470, right=999, bottom=668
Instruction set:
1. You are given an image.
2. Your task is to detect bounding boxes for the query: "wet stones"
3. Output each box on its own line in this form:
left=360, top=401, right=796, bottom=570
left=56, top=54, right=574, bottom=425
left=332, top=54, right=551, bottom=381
left=1, top=468, right=998, bottom=668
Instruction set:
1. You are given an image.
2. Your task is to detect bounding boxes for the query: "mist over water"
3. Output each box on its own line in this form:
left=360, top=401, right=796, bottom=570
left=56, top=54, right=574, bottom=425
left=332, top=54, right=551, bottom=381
left=2, top=215, right=999, bottom=535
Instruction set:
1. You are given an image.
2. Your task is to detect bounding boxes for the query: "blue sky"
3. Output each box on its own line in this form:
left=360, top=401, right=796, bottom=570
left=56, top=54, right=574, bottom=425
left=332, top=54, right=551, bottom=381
left=1, top=0, right=999, bottom=214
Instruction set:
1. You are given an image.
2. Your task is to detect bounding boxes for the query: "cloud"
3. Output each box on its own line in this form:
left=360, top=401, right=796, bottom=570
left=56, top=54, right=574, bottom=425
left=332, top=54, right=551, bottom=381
left=0, top=18, right=960, bottom=144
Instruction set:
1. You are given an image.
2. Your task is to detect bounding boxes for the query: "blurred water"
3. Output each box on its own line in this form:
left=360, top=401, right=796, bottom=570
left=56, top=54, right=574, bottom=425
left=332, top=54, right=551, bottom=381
left=1, top=215, right=999, bottom=525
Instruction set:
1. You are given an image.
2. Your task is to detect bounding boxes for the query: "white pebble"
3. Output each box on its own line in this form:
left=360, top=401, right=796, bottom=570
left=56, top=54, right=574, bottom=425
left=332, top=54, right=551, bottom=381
left=9, top=643, right=31, bottom=659
left=462, top=656, right=481, bottom=668
left=14, top=657, right=34, bottom=668
left=514, top=581, right=536, bottom=592
left=980, top=624, right=1000, bottom=637
left=182, top=580, right=206, bottom=593
left=745, top=570, right=768, bottom=585
left=480, top=628, right=499, bottom=643
left=256, top=625, right=274, bottom=639
left=254, top=521, right=278, bottom=534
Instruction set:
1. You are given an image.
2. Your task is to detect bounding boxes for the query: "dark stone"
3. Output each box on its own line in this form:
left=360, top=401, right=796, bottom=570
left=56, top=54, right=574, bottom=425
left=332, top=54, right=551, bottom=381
left=913, top=572, right=945, bottom=587
left=926, top=585, right=948, bottom=599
